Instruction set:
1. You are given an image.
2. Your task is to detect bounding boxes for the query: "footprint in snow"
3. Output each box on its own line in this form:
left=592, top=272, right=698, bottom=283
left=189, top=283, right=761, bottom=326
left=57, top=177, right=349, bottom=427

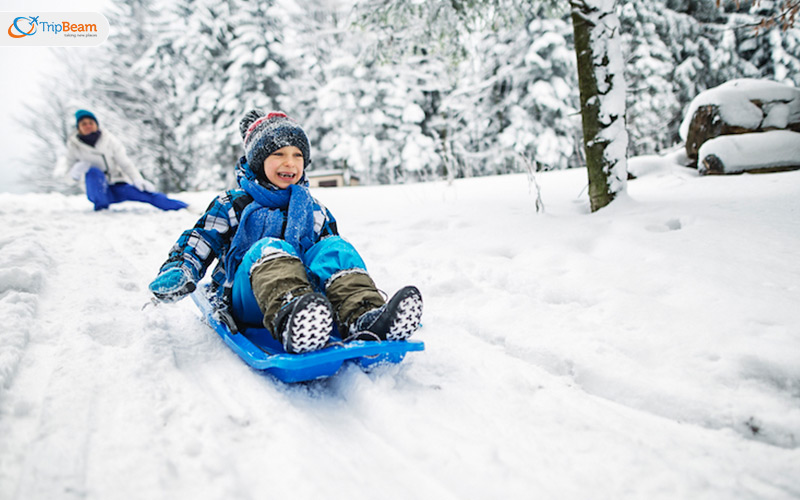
left=646, top=218, right=682, bottom=233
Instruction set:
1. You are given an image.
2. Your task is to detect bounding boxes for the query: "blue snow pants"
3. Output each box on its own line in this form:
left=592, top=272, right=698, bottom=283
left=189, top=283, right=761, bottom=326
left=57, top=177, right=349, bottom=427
left=231, top=236, right=367, bottom=326
left=85, top=167, right=188, bottom=211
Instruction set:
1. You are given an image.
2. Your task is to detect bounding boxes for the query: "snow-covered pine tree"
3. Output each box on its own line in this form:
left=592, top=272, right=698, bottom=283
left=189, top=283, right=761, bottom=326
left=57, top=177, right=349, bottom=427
left=449, top=4, right=580, bottom=176
left=162, top=0, right=237, bottom=190
left=350, top=0, right=582, bottom=182
left=91, top=0, right=192, bottom=191
left=285, top=0, right=450, bottom=184
left=618, top=0, right=683, bottom=156
left=345, top=0, right=481, bottom=183
left=208, top=0, right=292, bottom=186
left=274, top=0, right=376, bottom=181
left=98, top=0, right=293, bottom=191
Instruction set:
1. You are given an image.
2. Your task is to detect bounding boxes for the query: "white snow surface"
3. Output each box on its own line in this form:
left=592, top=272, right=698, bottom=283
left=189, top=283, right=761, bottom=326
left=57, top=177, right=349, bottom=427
left=1, top=159, right=800, bottom=499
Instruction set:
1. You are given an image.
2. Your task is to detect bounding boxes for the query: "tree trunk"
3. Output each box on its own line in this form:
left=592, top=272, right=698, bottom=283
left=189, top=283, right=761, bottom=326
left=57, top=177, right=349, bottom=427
left=570, top=0, right=629, bottom=212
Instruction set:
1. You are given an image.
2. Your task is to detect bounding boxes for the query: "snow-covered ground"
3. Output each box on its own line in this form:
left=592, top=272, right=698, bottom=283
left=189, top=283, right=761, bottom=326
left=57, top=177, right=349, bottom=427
left=1, top=155, right=799, bottom=499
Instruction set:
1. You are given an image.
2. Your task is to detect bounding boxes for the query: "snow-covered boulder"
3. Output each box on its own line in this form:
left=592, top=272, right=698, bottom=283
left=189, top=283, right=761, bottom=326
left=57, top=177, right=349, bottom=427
left=681, top=79, right=800, bottom=174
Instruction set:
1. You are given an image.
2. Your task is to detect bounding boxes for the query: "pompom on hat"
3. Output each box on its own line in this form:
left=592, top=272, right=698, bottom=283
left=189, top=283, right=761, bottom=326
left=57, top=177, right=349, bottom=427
left=75, top=109, right=98, bottom=127
left=239, top=110, right=311, bottom=181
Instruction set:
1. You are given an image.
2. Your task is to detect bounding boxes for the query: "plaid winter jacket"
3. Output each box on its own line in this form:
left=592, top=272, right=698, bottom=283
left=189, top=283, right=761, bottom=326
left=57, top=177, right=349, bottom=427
left=157, top=157, right=338, bottom=309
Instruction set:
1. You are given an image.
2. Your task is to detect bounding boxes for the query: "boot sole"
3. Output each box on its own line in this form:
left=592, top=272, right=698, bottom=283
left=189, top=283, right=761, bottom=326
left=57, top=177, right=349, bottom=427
left=284, top=294, right=333, bottom=354
left=385, top=287, right=424, bottom=341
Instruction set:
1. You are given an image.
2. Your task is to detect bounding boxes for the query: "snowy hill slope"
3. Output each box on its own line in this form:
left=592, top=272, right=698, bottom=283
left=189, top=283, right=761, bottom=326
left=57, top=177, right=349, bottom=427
left=1, top=159, right=799, bottom=499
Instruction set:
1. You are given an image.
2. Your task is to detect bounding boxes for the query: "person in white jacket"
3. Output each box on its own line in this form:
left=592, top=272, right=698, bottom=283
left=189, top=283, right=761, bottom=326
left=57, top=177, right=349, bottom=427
left=65, top=109, right=187, bottom=211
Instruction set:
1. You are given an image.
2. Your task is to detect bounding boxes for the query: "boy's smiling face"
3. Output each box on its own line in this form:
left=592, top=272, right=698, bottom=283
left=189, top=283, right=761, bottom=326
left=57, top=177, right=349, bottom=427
left=263, top=145, right=304, bottom=189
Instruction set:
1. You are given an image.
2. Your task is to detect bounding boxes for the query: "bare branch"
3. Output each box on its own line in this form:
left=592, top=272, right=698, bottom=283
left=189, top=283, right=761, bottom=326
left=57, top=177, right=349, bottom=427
left=717, top=0, right=800, bottom=30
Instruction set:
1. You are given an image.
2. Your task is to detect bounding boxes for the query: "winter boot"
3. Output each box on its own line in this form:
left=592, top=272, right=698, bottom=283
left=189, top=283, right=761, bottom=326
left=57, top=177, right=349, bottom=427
left=250, top=255, right=332, bottom=352
left=272, top=293, right=333, bottom=354
left=325, top=270, right=386, bottom=336
left=349, top=286, right=423, bottom=341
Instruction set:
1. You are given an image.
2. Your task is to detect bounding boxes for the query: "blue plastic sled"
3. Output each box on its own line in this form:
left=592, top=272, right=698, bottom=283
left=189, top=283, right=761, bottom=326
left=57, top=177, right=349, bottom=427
left=191, top=287, right=424, bottom=383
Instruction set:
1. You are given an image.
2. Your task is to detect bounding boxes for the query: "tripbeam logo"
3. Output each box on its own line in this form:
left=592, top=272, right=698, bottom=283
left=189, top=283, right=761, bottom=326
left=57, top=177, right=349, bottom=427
left=8, top=15, right=38, bottom=38
left=2, top=12, right=109, bottom=46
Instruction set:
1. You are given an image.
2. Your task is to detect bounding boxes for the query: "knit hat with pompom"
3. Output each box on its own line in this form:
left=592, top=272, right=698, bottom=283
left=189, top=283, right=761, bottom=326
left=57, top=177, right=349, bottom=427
left=239, top=110, right=311, bottom=182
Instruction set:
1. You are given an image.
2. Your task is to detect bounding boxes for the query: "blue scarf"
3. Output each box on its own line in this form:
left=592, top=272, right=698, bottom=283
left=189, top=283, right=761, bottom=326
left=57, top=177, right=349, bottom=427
left=225, top=177, right=315, bottom=282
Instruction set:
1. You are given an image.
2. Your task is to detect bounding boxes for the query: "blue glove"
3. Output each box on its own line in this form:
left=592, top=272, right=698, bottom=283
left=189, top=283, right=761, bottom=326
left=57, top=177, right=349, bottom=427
left=149, top=267, right=196, bottom=303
